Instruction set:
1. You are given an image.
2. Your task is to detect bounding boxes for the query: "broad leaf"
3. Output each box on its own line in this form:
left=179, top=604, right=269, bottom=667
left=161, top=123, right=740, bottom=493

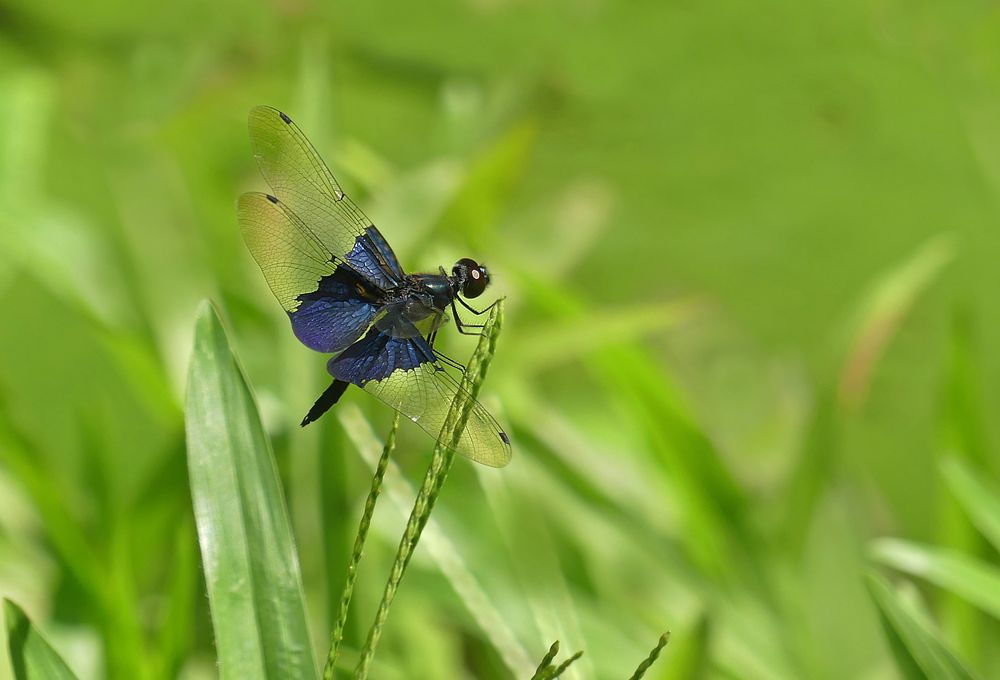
left=866, top=573, right=977, bottom=680
left=4, top=599, right=80, bottom=680
left=873, top=538, right=1000, bottom=621
left=185, top=301, right=317, bottom=680
left=941, top=458, right=1000, bottom=554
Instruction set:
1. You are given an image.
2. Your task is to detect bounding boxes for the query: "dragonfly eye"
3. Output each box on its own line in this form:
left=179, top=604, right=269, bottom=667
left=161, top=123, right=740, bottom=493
left=453, top=258, right=489, bottom=298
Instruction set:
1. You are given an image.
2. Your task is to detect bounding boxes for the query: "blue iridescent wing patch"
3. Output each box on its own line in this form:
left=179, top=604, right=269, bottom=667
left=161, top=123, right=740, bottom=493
left=238, top=192, right=378, bottom=352
left=246, top=106, right=404, bottom=290
left=327, top=326, right=434, bottom=384
left=344, top=227, right=403, bottom=290
left=365, top=225, right=404, bottom=279
left=327, top=327, right=512, bottom=468
left=291, top=267, right=379, bottom=352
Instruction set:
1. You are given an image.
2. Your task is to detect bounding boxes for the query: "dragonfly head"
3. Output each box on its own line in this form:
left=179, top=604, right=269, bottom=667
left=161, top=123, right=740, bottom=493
left=452, top=258, right=490, bottom=299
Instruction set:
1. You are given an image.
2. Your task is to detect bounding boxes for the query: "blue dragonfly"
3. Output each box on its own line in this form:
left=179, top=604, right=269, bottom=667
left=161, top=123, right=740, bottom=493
left=237, top=106, right=510, bottom=467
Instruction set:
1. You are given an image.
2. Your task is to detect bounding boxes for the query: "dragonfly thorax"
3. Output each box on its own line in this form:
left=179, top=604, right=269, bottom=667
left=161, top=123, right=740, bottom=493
left=372, top=273, right=454, bottom=339
left=403, top=273, right=455, bottom=311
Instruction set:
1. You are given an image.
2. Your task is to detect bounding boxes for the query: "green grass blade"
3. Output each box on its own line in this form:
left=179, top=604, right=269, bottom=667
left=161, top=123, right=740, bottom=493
left=629, top=632, right=670, bottom=680
left=185, top=301, right=317, bottom=680
left=354, top=302, right=504, bottom=679
left=531, top=641, right=561, bottom=680
left=866, top=573, right=978, bottom=680
left=436, top=121, right=537, bottom=246
left=838, top=234, right=955, bottom=409
left=4, top=599, right=80, bottom=680
left=323, top=413, right=399, bottom=680
left=549, top=651, right=583, bottom=679
left=504, top=298, right=702, bottom=373
left=934, top=315, right=992, bottom=665
left=338, top=403, right=535, bottom=677
left=529, top=640, right=583, bottom=680
left=0, top=404, right=146, bottom=678
left=872, top=538, right=1000, bottom=620
left=941, top=458, right=1000, bottom=554
left=661, top=619, right=708, bottom=680
left=153, top=520, right=198, bottom=679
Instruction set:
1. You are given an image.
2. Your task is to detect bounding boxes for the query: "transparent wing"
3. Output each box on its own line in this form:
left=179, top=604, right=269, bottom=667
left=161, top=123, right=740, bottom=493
left=238, top=192, right=380, bottom=352
left=327, top=329, right=511, bottom=467
left=238, top=191, right=335, bottom=312
left=366, top=360, right=511, bottom=468
left=247, top=106, right=404, bottom=289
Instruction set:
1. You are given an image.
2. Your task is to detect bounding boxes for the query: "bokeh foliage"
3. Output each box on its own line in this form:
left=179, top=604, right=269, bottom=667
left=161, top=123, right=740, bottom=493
left=3, top=0, right=1000, bottom=677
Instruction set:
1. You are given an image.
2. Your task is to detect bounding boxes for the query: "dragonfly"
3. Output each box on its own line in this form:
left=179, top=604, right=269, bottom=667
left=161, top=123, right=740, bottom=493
left=237, top=106, right=511, bottom=467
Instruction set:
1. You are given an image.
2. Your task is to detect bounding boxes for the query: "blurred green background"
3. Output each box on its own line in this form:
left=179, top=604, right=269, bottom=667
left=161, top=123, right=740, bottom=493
left=3, top=0, right=1000, bottom=678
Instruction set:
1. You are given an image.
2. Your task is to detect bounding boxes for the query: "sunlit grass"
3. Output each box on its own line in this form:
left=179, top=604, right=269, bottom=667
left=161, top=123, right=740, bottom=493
left=323, top=413, right=398, bottom=679
left=3, top=5, right=1000, bottom=677
left=349, top=304, right=503, bottom=678
left=530, top=641, right=582, bottom=680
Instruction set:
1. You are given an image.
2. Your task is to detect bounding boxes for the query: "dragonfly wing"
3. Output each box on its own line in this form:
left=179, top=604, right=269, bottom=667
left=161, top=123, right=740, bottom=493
left=366, top=223, right=404, bottom=280
left=327, top=328, right=511, bottom=467
left=291, top=271, right=380, bottom=352
left=247, top=106, right=404, bottom=289
left=238, top=192, right=379, bottom=352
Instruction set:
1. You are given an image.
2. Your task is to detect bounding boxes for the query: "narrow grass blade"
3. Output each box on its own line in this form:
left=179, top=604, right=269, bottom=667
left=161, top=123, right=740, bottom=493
left=531, top=641, right=561, bottom=679
left=354, top=303, right=504, bottom=679
left=838, top=234, right=955, bottom=409
left=938, top=312, right=990, bottom=469
left=529, top=640, right=583, bottom=680
left=866, top=573, right=978, bottom=680
left=153, top=521, right=198, bottom=680
left=319, top=416, right=353, bottom=636
left=505, top=298, right=702, bottom=372
left=4, top=599, right=80, bottom=680
left=323, top=413, right=399, bottom=680
left=628, top=632, right=670, bottom=680
left=931, top=313, right=990, bottom=664
left=437, top=121, right=536, bottom=245
left=549, top=651, right=583, bottom=679
left=338, top=404, right=534, bottom=677
left=872, top=538, right=1000, bottom=620
left=473, top=451, right=590, bottom=678
left=185, top=301, right=317, bottom=680
left=941, top=458, right=1000, bottom=554
left=0, top=403, right=147, bottom=677
left=661, top=619, right=708, bottom=680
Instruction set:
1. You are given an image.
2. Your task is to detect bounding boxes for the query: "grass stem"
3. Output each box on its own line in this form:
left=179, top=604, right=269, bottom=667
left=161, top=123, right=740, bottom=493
left=353, top=303, right=504, bottom=679
left=322, top=412, right=399, bottom=680
left=628, top=632, right=670, bottom=680
left=531, top=641, right=560, bottom=679
left=530, top=640, right=583, bottom=680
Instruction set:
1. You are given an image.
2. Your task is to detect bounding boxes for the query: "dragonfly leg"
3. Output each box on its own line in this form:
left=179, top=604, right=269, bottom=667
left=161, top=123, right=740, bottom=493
left=425, top=327, right=467, bottom=374
left=457, top=296, right=500, bottom=316
left=451, top=300, right=486, bottom=336
left=435, top=351, right=468, bottom=374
